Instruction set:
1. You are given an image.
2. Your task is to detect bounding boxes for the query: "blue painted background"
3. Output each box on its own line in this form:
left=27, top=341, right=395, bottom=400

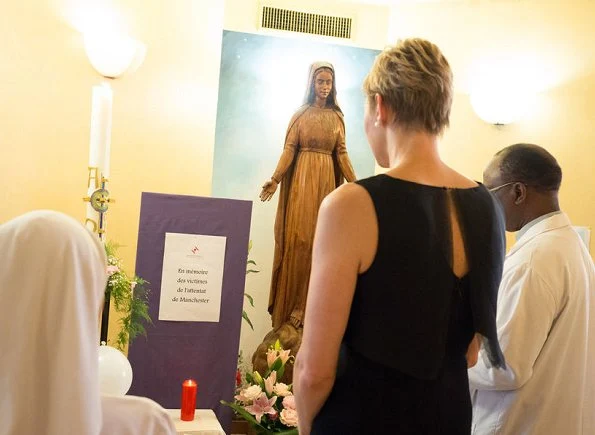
left=211, top=30, right=380, bottom=357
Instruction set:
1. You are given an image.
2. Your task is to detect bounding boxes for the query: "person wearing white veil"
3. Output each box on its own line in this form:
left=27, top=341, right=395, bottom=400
left=0, top=211, right=175, bottom=435
left=100, top=394, right=175, bottom=435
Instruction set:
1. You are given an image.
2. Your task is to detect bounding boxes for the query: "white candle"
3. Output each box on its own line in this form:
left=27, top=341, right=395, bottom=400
left=89, top=83, right=113, bottom=179
left=86, top=83, right=113, bottom=235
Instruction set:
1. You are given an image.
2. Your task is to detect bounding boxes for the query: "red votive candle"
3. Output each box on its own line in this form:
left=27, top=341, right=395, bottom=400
left=181, top=379, right=197, bottom=421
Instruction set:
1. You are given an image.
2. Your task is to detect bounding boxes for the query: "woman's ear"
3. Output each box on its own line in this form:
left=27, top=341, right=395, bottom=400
left=375, top=94, right=387, bottom=126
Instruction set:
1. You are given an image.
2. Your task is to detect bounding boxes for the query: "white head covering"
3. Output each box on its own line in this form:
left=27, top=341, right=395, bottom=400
left=100, top=395, right=176, bottom=435
left=0, top=211, right=107, bottom=435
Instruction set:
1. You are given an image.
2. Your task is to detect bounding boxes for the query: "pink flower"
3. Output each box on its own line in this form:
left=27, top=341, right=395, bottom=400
left=244, top=393, right=277, bottom=423
left=266, top=349, right=278, bottom=368
left=234, top=385, right=262, bottom=403
left=264, top=371, right=277, bottom=396
left=106, top=265, right=120, bottom=276
left=267, top=348, right=291, bottom=368
left=280, top=408, right=298, bottom=427
left=273, top=383, right=292, bottom=397
left=278, top=349, right=291, bottom=365
left=282, top=395, right=296, bottom=410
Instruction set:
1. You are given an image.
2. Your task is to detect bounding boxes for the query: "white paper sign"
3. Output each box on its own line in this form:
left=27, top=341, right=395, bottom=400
left=158, top=232, right=227, bottom=322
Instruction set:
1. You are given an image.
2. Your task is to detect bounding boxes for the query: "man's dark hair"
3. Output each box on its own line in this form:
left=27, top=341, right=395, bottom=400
left=496, top=143, right=562, bottom=192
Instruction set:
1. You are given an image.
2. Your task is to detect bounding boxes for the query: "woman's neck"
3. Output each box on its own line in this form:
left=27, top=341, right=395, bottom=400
left=386, top=127, right=442, bottom=171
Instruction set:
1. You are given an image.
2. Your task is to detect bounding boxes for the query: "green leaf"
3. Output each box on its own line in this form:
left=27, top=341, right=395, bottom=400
left=220, top=400, right=267, bottom=431
left=253, top=371, right=264, bottom=386
left=244, top=293, right=254, bottom=307
left=245, top=372, right=254, bottom=384
left=270, top=358, right=283, bottom=372
left=277, top=364, right=285, bottom=380
left=246, top=269, right=260, bottom=274
left=242, top=310, right=254, bottom=330
left=247, top=260, right=257, bottom=266
left=104, top=240, right=122, bottom=258
left=274, top=339, right=281, bottom=351
left=248, top=240, right=253, bottom=253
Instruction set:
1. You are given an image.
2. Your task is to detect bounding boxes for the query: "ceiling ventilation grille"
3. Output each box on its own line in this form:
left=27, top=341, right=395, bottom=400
left=260, top=6, right=353, bottom=39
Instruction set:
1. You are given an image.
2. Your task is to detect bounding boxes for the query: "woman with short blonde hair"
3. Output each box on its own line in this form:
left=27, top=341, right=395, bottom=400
left=294, top=39, right=505, bottom=434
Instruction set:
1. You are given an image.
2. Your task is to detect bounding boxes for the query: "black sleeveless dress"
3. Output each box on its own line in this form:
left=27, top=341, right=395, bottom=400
left=311, top=174, right=506, bottom=435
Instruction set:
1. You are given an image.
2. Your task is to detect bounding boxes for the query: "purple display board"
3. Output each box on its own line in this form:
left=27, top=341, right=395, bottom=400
left=128, top=192, right=252, bottom=433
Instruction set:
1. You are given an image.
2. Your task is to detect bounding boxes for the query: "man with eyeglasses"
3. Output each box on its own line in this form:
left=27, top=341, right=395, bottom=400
left=468, top=143, right=595, bottom=434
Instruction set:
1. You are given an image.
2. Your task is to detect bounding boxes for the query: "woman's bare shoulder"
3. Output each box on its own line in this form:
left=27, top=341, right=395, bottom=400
left=319, top=182, right=377, bottom=272
left=322, top=182, right=370, bottom=213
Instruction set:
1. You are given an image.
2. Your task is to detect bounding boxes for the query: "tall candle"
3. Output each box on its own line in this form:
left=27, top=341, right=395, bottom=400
left=86, top=83, right=113, bottom=235
left=89, top=83, right=113, bottom=178
left=180, top=379, right=197, bottom=421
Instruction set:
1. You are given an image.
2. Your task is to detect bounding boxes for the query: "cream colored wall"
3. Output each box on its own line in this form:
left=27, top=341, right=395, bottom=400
left=387, top=0, right=595, bottom=253
left=2, top=0, right=593, bottom=352
left=0, top=0, right=224, bottom=345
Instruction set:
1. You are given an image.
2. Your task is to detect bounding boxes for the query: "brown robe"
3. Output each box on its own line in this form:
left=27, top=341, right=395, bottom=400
left=268, top=104, right=356, bottom=328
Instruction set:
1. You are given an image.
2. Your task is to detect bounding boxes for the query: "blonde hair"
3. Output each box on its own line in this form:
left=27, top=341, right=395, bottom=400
left=363, top=38, right=453, bottom=135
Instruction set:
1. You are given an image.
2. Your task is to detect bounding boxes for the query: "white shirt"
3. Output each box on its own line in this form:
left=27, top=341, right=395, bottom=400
left=469, top=212, right=595, bottom=434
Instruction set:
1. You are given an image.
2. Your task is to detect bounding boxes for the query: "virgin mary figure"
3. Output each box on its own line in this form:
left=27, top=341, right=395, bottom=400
left=260, top=61, right=357, bottom=329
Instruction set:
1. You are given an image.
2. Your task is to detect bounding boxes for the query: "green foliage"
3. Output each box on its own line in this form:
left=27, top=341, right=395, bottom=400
left=105, top=241, right=152, bottom=350
left=242, top=310, right=254, bottom=330
left=243, top=240, right=259, bottom=330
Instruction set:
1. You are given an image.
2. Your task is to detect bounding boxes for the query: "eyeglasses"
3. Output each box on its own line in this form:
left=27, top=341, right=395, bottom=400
left=488, top=181, right=525, bottom=193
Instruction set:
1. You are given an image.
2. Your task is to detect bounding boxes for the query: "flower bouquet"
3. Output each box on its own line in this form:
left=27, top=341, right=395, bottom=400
left=222, top=340, right=298, bottom=434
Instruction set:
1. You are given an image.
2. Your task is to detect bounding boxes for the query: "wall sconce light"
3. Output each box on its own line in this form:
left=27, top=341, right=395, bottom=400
left=84, top=30, right=146, bottom=79
left=470, top=87, right=533, bottom=126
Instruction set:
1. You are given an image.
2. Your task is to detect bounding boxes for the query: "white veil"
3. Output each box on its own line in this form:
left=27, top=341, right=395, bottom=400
left=0, top=211, right=107, bottom=435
